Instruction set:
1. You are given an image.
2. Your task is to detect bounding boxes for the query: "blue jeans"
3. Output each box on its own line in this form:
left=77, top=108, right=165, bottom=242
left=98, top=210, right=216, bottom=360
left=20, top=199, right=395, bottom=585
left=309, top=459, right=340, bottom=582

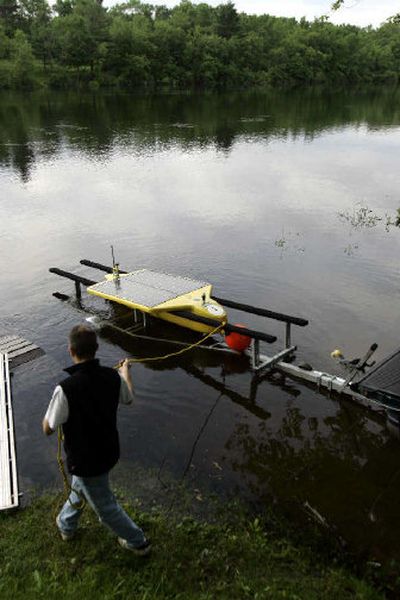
left=57, top=472, right=146, bottom=549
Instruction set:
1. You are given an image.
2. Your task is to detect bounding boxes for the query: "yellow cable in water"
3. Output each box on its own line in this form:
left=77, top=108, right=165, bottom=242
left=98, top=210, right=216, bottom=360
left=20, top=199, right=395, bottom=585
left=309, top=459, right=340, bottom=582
left=114, top=322, right=225, bottom=368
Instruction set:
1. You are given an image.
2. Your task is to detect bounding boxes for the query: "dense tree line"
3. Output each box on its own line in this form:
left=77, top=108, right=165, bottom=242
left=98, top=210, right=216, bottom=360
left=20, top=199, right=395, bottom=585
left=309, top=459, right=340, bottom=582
left=0, top=0, right=399, bottom=90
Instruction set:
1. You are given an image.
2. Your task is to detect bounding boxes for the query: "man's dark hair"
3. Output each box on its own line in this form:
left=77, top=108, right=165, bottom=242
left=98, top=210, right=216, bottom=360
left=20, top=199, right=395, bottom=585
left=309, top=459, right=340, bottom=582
left=69, top=325, right=98, bottom=359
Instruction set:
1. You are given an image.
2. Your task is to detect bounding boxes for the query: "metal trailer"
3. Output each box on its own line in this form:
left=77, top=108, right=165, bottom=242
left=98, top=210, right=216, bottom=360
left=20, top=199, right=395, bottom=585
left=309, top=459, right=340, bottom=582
left=50, top=259, right=400, bottom=425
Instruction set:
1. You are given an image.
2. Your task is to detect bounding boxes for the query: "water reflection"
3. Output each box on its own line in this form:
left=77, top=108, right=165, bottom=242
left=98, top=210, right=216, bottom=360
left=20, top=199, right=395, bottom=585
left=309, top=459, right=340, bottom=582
left=225, top=384, right=400, bottom=562
left=1, top=87, right=400, bottom=182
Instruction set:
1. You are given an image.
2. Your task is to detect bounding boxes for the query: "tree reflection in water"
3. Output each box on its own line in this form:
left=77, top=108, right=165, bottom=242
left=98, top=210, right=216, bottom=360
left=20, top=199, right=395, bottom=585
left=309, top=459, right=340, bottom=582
left=2, top=86, right=400, bottom=182
left=225, top=383, right=400, bottom=563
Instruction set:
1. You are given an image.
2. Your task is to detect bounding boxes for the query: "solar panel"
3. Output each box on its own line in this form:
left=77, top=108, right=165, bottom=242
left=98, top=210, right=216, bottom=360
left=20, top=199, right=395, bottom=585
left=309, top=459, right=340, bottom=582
left=89, top=270, right=208, bottom=309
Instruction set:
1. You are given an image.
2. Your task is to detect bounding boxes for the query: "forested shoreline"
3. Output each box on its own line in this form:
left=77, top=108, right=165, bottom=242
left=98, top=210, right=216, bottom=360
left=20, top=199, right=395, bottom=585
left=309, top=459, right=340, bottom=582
left=0, top=0, right=399, bottom=91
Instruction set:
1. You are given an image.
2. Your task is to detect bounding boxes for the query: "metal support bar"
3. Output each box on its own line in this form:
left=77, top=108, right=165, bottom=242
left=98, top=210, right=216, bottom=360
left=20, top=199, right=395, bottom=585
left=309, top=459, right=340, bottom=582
left=75, top=281, right=81, bottom=300
left=338, top=343, right=379, bottom=393
left=251, top=339, right=260, bottom=370
left=285, top=323, right=291, bottom=348
left=80, top=259, right=128, bottom=275
left=213, top=296, right=308, bottom=327
left=49, top=268, right=96, bottom=287
left=248, top=345, right=297, bottom=373
left=174, top=310, right=277, bottom=344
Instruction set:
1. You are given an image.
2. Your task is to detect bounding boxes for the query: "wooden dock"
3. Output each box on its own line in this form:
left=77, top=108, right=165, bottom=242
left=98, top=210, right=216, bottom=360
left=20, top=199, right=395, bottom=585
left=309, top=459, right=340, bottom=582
left=0, top=334, right=44, bottom=369
left=0, top=352, right=19, bottom=511
left=0, top=335, right=43, bottom=511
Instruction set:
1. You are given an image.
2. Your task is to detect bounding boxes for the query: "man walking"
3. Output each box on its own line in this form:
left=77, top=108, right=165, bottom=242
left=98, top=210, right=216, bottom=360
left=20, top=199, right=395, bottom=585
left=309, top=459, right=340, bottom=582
left=43, top=324, right=150, bottom=555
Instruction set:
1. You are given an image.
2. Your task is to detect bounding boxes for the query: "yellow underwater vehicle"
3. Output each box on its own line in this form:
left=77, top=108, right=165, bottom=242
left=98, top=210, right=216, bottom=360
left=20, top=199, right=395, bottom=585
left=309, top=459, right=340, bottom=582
left=87, top=267, right=226, bottom=335
left=50, top=256, right=281, bottom=352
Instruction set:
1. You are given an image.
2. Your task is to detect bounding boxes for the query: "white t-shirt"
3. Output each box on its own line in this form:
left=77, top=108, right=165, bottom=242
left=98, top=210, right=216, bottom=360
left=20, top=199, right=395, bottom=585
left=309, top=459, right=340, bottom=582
left=44, top=375, right=134, bottom=431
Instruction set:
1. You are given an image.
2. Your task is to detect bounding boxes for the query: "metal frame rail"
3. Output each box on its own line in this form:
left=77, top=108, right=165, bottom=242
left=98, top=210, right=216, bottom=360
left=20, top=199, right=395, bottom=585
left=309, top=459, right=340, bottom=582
left=49, top=266, right=278, bottom=346
left=0, top=353, right=19, bottom=511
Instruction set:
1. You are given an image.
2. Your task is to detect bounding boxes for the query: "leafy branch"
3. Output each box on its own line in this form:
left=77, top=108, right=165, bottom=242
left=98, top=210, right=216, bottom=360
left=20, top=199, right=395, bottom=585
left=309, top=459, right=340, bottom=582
left=332, top=0, right=400, bottom=22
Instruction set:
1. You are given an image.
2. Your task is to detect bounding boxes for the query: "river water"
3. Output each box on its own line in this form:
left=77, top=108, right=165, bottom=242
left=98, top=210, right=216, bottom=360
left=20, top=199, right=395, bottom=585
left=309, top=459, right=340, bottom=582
left=1, top=87, right=400, bottom=564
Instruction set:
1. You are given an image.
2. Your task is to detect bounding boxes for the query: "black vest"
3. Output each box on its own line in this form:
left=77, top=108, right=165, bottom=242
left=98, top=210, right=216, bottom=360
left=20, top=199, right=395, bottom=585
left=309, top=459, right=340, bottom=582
left=59, top=359, right=121, bottom=477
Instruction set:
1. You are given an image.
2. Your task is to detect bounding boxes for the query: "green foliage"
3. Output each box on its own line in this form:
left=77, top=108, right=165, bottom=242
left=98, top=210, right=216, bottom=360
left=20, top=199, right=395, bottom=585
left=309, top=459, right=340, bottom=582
left=18, top=0, right=51, bottom=27
left=107, top=14, right=154, bottom=87
left=0, top=21, right=9, bottom=56
left=53, top=0, right=73, bottom=17
left=0, top=0, right=19, bottom=34
left=215, top=1, right=239, bottom=39
left=0, top=1, right=400, bottom=90
left=0, top=58, right=11, bottom=86
left=9, top=28, right=36, bottom=87
left=51, top=0, right=109, bottom=74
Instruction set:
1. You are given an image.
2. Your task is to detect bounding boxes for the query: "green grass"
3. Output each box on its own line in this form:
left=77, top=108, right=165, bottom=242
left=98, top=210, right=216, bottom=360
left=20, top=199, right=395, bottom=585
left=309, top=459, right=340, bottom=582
left=0, top=493, right=385, bottom=600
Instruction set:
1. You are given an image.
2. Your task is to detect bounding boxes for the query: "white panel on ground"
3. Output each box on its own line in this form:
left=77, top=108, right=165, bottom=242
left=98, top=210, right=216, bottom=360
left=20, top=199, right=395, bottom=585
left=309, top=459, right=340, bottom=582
left=0, top=353, right=19, bottom=511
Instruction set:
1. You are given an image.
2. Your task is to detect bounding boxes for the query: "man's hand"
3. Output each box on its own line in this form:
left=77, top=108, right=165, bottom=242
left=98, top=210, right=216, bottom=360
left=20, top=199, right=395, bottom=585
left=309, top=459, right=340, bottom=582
left=119, top=358, right=131, bottom=378
left=42, top=418, right=54, bottom=436
left=118, top=358, right=134, bottom=395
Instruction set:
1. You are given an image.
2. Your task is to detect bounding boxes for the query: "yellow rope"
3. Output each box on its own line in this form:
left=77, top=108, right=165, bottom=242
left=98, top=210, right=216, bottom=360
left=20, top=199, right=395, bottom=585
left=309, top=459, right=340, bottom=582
left=57, top=321, right=225, bottom=507
left=57, top=427, right=86, bottom=510
left=114, top=321, right=225, bottom=368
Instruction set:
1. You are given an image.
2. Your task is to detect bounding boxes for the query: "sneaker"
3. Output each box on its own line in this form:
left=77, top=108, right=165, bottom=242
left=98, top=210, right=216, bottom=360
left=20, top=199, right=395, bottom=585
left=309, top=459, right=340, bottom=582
left=56, top=516, right=75, bottom=541
left=118, top=537, right=151, bottom=556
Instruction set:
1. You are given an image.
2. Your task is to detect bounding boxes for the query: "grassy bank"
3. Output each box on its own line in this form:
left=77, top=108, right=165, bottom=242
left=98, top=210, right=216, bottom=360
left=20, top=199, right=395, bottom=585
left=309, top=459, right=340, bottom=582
left=0, top=493, right=384, bottom=600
